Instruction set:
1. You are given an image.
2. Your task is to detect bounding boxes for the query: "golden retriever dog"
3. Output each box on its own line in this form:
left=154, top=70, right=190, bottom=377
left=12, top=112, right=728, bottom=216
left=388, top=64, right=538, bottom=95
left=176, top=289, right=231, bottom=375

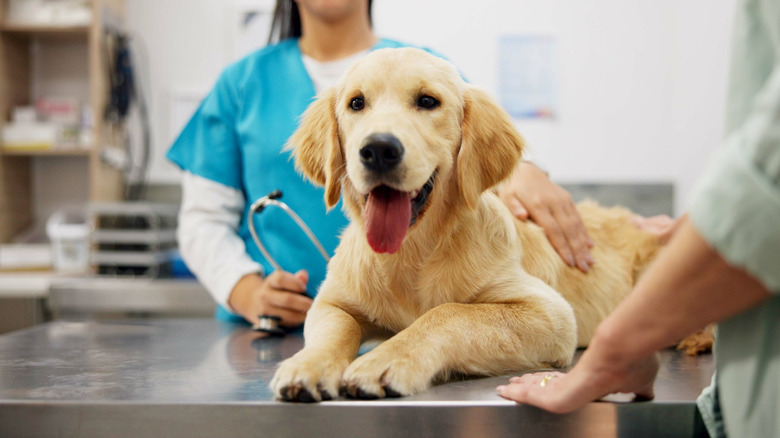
left=270, top=47, right=670, bottom=402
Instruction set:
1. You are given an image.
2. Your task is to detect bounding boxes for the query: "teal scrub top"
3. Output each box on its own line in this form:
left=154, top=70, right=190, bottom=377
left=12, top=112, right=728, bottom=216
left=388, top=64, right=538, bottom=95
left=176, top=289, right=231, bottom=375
left=167, top=38, right=436, bottom=323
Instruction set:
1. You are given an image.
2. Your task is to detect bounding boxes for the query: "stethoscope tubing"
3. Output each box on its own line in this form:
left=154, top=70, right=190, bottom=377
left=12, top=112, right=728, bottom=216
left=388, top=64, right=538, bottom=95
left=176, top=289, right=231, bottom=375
left=247, top=190, right=331, bottom=273
left=247, top=190, right=331, bottom=335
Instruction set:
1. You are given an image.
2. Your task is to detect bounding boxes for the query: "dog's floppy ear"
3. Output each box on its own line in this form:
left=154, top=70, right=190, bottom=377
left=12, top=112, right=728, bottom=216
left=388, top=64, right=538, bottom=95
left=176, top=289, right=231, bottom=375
left=457, top=86, right=525, bottom=210
left=287, top=88, right=345, bottom=209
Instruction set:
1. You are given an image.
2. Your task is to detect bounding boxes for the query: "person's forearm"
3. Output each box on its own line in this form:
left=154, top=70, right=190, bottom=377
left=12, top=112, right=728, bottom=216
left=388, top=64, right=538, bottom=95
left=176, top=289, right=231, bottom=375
left=590, top=218, right=770, bottom=362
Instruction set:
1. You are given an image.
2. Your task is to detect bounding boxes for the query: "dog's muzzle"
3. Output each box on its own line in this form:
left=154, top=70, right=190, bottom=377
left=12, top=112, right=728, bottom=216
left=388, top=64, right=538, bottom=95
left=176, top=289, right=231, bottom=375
left=360, top=133, right=404, bottom=174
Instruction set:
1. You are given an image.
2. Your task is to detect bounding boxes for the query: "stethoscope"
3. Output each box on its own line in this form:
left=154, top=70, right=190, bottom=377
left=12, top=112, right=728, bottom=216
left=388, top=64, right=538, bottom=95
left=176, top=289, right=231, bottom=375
left=247, top=190, right=330, bottom=336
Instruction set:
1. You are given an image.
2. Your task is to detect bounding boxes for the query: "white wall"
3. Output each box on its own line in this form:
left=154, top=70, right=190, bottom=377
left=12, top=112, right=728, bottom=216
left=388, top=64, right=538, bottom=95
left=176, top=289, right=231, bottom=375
left=125, top=0, right=230, bottom=184
left=127, top=0, right=737, bottom=214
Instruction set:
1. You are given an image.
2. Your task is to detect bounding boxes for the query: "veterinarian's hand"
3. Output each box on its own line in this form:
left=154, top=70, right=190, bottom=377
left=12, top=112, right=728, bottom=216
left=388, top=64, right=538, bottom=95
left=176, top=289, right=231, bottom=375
left=228, top=270, right=312, bottom=327
left=631, top=213, right=686, bottom=244
left=498, top=162, right=594, bottom=272
left=495, top=347, right=658, bottom=413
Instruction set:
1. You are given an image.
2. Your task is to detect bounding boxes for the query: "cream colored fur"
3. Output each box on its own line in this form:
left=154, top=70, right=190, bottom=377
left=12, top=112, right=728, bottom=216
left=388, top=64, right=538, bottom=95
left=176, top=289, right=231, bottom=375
left=270, top=48, right=662, bottom=402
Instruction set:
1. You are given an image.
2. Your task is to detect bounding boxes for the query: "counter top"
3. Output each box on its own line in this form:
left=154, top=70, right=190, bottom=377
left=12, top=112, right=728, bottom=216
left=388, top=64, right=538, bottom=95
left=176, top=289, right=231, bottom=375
left=0, top=273, right=214, bottom=315
left=48, top=277, right=215, bottom=315
left=0, top=271, right=64, bottom=298
left=0, top=319, right=713, bottom=438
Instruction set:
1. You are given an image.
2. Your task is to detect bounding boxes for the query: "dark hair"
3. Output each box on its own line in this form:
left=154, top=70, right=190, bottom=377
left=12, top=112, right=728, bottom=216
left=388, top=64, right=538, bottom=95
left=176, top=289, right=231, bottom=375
left=268, top=0, right=373, bottom=44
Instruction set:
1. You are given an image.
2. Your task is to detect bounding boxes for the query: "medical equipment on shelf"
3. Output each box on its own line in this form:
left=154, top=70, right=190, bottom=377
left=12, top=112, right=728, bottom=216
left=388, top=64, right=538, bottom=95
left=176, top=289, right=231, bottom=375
left=90, top=202, right=179, bottom=277
left=6, top=0, right=92, bottom=27
left=247, top=190, right=330, bottom=336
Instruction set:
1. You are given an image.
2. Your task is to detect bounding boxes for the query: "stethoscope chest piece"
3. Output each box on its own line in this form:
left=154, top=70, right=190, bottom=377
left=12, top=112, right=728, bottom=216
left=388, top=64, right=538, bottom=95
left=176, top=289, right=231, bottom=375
left=252, top=314, right=285, bottom=336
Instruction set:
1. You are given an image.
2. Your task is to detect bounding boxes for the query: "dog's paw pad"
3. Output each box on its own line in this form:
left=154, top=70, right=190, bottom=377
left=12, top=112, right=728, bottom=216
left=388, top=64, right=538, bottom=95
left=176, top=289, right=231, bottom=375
left=340, top=383, right=380, bottom=400
left=383, top=386, right=404, bottom=398
left=355, top=387, right=380, bottom=400
left=296, top=388, right=317, bottom=403
left=279, top=384, right=318, bottom=403
left=317, top=384, right=333, bottom=401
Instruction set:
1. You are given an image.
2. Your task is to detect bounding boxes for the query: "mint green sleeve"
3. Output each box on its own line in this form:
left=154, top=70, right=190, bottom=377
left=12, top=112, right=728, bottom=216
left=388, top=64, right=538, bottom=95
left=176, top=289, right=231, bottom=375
left=688, top=67, right=780, bottom=293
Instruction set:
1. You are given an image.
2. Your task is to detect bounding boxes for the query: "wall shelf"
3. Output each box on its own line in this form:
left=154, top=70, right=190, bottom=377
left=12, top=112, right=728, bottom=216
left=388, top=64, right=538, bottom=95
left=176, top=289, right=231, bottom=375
left=0, top=0, right=126, bottom=242
left=0, top=24, right=89, bottom=34
left=0, top=24, right=90, bottom=41
left=0, top=148, right=92, bottom=157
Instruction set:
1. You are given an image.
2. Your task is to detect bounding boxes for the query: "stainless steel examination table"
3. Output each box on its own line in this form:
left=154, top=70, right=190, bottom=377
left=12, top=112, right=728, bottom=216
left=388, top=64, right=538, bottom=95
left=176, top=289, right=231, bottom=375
left=0, top=319, right=713, bottom=438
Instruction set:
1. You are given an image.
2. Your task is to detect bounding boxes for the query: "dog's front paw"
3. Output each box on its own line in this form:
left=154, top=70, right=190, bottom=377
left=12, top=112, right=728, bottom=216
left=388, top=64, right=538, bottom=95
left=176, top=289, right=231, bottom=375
left=340, top=345, right=435, bottom=399
left=271, top=350, right=348, bottom=403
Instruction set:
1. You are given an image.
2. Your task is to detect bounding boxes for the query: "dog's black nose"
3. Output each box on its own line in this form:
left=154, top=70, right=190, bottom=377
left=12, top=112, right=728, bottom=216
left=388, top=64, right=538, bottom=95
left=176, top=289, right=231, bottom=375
left=360, top=133, right=404, bottom=173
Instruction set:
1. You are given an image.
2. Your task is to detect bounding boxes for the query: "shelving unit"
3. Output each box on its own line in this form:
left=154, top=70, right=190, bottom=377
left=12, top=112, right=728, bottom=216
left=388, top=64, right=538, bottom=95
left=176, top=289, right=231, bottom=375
left=1, top=24, right=89, bottom=36
left=0, top=0, right=126, bottom=242
left=1, top=147, right=91, bottom=156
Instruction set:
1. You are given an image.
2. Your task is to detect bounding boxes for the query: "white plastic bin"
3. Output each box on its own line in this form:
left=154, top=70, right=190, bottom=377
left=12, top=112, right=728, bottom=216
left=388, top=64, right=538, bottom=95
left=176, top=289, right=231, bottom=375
left=46, top=211, right=90, bottom=272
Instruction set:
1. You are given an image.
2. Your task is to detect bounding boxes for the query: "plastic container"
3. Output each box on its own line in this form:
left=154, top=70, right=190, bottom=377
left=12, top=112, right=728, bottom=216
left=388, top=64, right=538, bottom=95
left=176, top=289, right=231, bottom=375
left=46, top=211, right=90, bottom=272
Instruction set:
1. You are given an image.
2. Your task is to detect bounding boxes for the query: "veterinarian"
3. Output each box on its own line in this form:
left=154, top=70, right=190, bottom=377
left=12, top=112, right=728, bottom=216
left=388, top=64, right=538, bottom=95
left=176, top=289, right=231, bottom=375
left=497, top=0, right=780, bottom=436
left=168, top=0, right=595, bottom=327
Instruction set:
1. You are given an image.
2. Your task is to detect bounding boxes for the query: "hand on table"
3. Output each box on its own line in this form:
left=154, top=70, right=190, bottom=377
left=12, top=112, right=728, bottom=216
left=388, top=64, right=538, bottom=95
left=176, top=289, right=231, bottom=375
left=495, top=349, right=659, bottom=414
left=228, top=270, right=312, bottom=327
left=497, top=162, right=594, bottom=272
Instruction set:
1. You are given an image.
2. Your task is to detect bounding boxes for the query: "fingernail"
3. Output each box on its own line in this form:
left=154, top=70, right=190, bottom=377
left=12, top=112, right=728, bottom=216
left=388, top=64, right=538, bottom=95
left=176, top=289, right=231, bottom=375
left=578, top=260, right=590, bottom=272
left=587, top=254, right=596, bottom=265
left=496, top=385, right=506, bottom=393
left=509, top=376, right=521, bottom=383
left=567, top=254, right=575, bottom=267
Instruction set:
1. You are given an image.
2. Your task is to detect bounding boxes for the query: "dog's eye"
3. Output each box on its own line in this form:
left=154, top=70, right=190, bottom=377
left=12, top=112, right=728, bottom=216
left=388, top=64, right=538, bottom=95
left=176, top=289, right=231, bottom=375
left=350, top=97, right=365, bottom=111
left=417, top=95, right=440, bottom=110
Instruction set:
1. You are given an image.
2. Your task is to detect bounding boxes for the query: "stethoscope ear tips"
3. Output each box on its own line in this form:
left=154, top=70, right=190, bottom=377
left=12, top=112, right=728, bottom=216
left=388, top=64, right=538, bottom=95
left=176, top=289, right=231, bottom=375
left=252, top=314, right=286, bottom=336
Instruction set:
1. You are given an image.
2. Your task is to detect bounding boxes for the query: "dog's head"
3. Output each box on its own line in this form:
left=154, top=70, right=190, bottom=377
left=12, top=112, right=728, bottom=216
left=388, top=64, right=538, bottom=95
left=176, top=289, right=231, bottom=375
left=289, top=48, right=524, bottom=254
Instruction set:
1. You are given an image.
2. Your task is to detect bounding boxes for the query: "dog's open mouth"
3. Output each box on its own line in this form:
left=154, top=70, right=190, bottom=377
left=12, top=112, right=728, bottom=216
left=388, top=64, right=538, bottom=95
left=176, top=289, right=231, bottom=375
left=364, top=172, right=436, bottom=254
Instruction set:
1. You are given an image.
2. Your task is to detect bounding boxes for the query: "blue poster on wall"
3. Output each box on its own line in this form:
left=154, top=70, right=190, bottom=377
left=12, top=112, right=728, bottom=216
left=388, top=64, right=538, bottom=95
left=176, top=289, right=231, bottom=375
left=498, top=35, right=558, bottom=119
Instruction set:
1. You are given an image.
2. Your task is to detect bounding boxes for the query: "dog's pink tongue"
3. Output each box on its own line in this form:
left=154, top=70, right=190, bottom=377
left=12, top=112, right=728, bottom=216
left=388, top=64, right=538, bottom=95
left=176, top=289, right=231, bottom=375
left=364, top=186, right=412, bottom=254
